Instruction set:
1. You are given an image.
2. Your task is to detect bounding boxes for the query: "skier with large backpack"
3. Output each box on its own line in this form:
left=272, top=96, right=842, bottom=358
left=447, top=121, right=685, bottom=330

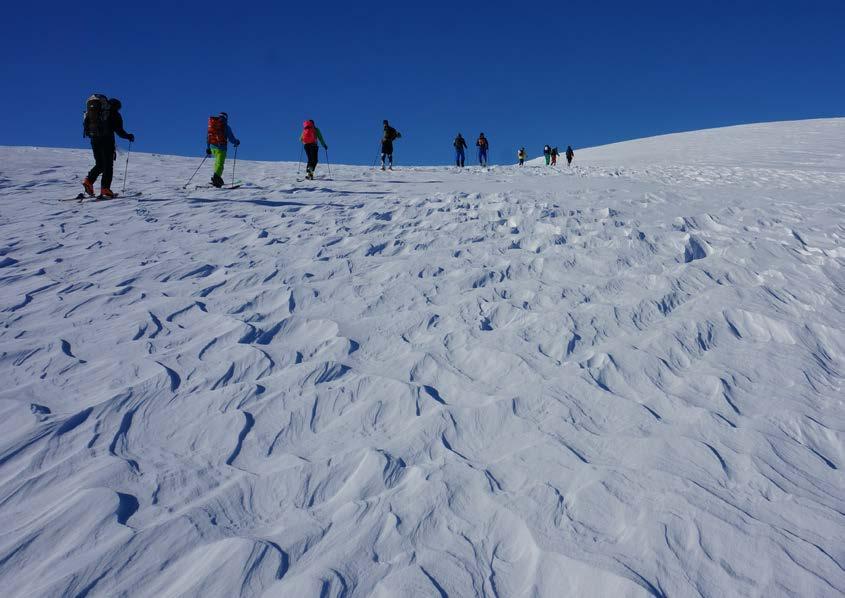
left=381, top=120, right=401, bottom=170
left=476, top=133, right=489, bottom=167
left=81, top=94, right=135, bottom=199
left=551, top=146, right=559, bottom=166
left=566, top=145, right=575, bottom=166
left=300, top=120, right=328, bottom=180
left=206, top=112, right=240, bottom=188
left=453, top=133, right=467, bottom=167
left=517, top=147, right=526, bottom=166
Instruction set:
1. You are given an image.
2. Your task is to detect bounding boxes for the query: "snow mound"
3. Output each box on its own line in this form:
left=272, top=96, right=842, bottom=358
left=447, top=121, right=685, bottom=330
left=0, top=118, right=844, bottom=597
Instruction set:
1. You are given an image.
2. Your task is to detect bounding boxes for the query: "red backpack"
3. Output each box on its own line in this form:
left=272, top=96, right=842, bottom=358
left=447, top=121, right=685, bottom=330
left=302, top=120, right=317, bottom=144
left=208, top=116, right=226, bottom=146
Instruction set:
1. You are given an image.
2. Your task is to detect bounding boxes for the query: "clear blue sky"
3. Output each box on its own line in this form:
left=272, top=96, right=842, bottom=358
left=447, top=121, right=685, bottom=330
left=3, top=1, right=843, bottom=165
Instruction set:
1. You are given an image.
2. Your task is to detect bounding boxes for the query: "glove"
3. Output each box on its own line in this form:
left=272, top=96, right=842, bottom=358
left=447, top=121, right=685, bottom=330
left=206, top=148, right=212, bottom=156
left=323, top=145, right=328, bottom=151
left=233, top=139, right=240, bottom=147
left=127, top=133, right=135, bottom=143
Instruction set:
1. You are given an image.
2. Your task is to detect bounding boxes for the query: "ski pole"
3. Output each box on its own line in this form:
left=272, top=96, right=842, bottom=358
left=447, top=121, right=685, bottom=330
left=121, top=142, right=132, bottom=193
left=183, top=154, right=209, bottom=189
left=324, top=147, right=332, bottom=178
left=371, top=141, right=381, bottom=170
left=231, top=145, right=238, bottom=187
left=296, top=145, right=303, bottom=175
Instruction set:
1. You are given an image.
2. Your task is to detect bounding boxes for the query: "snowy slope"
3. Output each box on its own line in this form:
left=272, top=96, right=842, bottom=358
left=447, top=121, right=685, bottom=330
left=0, top=118, right=843, bottom=597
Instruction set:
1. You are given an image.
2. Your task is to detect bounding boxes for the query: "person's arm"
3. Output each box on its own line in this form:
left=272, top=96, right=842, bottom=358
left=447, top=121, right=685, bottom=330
left=112, top=112, right=134, bottom=141
left=226, top=125, right=239, bottom=146
left=316, top=128, right=327, bottom=149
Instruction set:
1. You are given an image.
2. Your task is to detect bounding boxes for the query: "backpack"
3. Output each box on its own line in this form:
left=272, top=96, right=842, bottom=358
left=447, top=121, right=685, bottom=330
left=83, top=94, right=111, bottom=138
left=208, top=116, right=227, bottom=146
left=302, top=120, right=317, bottom=144
left=384, top=126, right=399, bottom=142
left=478, top=137, right=488, bottom=149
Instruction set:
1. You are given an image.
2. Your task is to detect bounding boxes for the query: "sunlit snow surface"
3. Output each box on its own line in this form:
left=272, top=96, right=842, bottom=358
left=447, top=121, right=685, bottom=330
left=1, top=119, right=843, bottom=597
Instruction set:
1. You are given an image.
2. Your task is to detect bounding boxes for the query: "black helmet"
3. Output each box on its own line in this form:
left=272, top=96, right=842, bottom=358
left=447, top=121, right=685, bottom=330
left=109, top=98, right=122, bottom=110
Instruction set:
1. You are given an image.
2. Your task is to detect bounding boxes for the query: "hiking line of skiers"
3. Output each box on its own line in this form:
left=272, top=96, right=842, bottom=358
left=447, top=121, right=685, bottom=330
left=80, top=94, right=575, bottom=196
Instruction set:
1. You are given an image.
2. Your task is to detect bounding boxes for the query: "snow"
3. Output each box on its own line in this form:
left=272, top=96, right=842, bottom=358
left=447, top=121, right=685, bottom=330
left=0, top=118, right=843, bottom=597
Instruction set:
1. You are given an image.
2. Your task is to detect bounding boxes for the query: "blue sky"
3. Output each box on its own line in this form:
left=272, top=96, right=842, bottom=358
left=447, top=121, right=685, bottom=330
left=3, top=1, right=843, bottom=165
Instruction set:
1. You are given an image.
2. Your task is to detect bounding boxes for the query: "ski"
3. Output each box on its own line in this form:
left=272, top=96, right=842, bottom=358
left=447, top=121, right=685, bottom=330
left=90, top=192, right=142, bottom=202
left=190, top=184, right=242, bottom=190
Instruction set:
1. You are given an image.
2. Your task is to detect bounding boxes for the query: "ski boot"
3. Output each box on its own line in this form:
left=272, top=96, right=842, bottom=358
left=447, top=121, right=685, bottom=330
left=82, top=178, right=95, bottom=197
left=211, top=174, right=224, bottom=188
left=99, top=188, right=116, bottom=199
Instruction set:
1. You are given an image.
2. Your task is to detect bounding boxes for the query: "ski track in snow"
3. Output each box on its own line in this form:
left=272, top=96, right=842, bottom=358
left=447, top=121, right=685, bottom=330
left=0, top=119, right=844, bottom=597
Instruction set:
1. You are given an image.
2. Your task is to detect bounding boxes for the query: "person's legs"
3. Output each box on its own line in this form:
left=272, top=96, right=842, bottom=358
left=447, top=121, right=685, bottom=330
left=87, top=141, right=102, bottom=184
left=211, top=148, right=227, bottom=177
left=305, top=143, right=319, bottom=174
left=381, top=141, right=393, bottom=169
left=99, top=140, right=116, bottom=189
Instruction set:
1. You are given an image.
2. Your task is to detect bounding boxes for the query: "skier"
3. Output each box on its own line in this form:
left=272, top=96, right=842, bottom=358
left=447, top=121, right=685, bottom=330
left=81, top=95, right=135, bottom=199
left=566, top=145, right=575, bottom=166
left=476, top=133, right=489, bottom=167
left=206, top=112, right=240, bottom=188
left=551, top=146, right=559, bottom=166
left=381, top=120, right=401, bottom=170
left=517, top=147, right=526, bottom=166
left=300, top=119, right=328, bottom=180
left=454, top=133, right=467, bottom=167
left=543, top=145, right=552, bottom=166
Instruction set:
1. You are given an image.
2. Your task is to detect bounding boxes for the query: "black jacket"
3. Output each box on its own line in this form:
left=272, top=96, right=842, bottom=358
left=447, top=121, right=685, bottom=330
left=85, top=110, right=131, bottom=143
left=383, top=125, right=401, bottom=142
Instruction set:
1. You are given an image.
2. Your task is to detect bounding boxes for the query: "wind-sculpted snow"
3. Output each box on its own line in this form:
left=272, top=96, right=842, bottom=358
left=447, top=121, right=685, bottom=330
left=0, top=119, right=844, bottom=597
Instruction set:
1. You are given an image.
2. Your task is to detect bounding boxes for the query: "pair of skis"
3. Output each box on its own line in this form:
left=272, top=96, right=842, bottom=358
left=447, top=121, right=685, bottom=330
left=189, top=179, right=243, bottom=190
left=63, top=192, right=142, bottom=203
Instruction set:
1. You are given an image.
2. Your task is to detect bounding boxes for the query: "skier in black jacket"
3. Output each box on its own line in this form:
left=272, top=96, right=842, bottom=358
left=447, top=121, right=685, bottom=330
left=381, top=120, right=401, bottom=170
left=82, top=97, right=134, bottom=198
left=454, top=133, right=467, bottom=167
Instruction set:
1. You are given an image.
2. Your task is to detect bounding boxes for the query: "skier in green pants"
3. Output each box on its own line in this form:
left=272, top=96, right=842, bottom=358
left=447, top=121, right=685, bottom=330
left=206, top=112, right=240, bottom=187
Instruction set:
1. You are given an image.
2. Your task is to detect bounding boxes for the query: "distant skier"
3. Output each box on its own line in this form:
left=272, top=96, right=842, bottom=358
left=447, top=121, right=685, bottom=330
left=517, top=147, right=526, bottom=166
left=566, top=145, right=575, bottom=166
left=300, top=119, right=328, bottom=180
left=476, top=133, right=489, bottom=167
left=543, top=145, right=552, bottom=166
left=81, top=95, right=135, bottom=199
left=206, top=112, right=240, bottom=188
left=551, top=147, right=559, bottom=166
left=381, top=120, right=401, bottom=170
left=454, top=133, right=467, bottom=167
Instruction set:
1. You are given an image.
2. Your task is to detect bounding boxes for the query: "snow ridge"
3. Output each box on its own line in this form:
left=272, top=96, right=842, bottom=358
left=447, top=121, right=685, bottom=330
left=0, top=119, right=844, bottom=597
